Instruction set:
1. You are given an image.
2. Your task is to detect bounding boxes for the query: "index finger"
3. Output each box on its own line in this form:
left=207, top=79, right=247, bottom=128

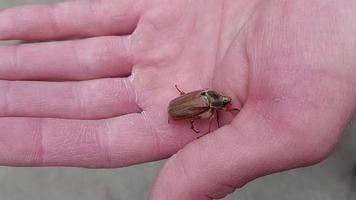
left=0, top=0, right=143, bottom=41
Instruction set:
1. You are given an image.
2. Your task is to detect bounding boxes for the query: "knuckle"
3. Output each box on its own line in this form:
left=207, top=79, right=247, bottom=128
left=280, top=128, right=339, bottom=166
left=252, top=98, right=342, bottom=166
left=296, top=133, right=337, bottom=164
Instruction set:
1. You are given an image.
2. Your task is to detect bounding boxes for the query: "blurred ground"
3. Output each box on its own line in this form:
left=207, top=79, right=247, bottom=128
left=0, top=1, right=355, bottom=200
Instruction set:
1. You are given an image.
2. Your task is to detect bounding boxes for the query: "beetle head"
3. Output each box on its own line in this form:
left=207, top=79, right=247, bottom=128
left=221, top=96, right=232, bottom=105
left=201, top=90, right=232, bottom=109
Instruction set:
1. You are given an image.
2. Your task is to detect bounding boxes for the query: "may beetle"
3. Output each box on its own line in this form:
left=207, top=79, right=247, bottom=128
left=168, top=85, right=240, bottom=134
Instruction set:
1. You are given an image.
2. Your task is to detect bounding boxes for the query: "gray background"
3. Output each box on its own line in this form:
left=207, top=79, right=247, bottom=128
left=0, top=0, right=355, bottom=199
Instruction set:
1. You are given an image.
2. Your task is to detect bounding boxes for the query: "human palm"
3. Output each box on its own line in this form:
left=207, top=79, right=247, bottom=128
left=0, top=0, right=355, bottom=199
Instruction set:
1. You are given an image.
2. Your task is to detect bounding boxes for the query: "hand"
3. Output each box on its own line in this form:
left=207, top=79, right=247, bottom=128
left=0, top=0, right=355, bottom=199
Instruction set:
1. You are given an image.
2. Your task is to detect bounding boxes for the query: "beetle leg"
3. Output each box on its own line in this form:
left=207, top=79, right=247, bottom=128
left=225, top=106, right=240, bottom=112
left=175, top=84, right=186, bottom=95
left=208, top=109, right=216, bottom=133
left=222, top=107, right=240, bottom=112
left=216, top=110, right=220, bottom=128
left=190, top=119, right=200, bottom=133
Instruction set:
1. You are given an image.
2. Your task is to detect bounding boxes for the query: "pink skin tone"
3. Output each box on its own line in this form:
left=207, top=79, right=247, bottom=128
left=0, top=0, right=355, bottom=199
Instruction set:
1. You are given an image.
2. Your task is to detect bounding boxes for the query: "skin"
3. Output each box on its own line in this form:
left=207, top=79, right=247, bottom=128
left=0, top=0, right=355, bottom=199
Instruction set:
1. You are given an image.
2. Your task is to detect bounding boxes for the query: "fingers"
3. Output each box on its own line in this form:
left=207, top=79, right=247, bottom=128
left=0, top=0, right=142, bottom=40
left=0, top=78, right=140, bottom=119
left=149, top=101, right=347, bottom=200
left=0, top=113, right=169, bottom=167
left=0, top=36, right=133, bottom=80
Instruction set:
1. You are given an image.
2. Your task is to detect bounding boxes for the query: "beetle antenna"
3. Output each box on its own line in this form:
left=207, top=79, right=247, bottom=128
left=175, top=84, right=185, bottom=95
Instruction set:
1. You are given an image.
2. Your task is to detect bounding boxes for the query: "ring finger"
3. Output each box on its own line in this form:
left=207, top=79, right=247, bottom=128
left=0, top=78, right=141, bottom=119
left=0, top=36, right=133, bottom=81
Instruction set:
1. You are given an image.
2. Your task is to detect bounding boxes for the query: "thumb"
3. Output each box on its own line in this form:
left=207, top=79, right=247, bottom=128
left=149, top=102, right=345, bottom=200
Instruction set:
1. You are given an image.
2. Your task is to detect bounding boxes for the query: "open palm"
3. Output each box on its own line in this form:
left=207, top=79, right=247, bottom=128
left=0, top=0, right=355, bottom=199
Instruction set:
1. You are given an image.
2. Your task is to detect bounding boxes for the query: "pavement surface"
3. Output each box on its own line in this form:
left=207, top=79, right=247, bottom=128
left=0, top=1, right=355, bottom=199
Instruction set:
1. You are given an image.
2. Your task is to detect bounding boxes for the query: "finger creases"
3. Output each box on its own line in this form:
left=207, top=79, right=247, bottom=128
left=0, top=36, right=133, bottom=81
left=0, top=0, right=142, bottom=40
left=0, top=78, right=140, bottom=119
left=0, top=114, right=163, bottom=167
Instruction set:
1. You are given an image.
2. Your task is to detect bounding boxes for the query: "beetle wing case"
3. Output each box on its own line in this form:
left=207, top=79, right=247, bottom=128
left=168, top=90, right=210, bottom=120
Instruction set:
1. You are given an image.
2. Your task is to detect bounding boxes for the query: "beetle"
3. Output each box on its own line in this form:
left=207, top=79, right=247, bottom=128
left=168, top=85, right=240, bottom=134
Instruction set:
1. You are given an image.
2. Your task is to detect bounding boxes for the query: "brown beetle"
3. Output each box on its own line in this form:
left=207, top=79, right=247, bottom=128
left=168, top=85, right=240, bottom=134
